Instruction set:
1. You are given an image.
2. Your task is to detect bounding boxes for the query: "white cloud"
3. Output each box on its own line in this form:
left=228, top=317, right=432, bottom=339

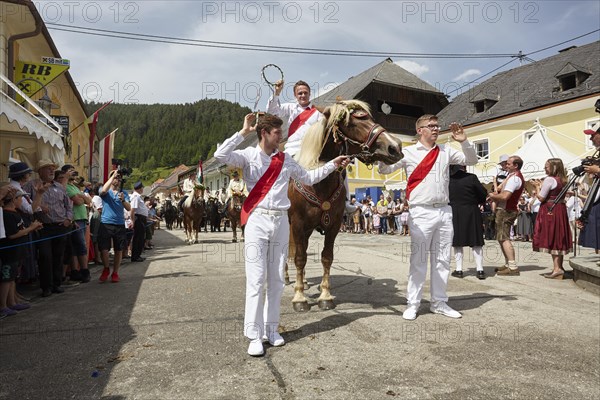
left=453, top=69, right=482, bottom=82
left=394, top=61, right=429, bottom=77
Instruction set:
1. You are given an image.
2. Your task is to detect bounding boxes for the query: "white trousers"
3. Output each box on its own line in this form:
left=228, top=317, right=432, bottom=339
left=407, top=205, right=453, bottom=306
left=243, top=211, right=289, bottom=341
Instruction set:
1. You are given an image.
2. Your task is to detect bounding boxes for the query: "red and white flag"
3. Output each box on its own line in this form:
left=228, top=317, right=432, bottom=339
left=85, top=100, right=113, bottom=177
left=99, top=129, right=117, bottom=183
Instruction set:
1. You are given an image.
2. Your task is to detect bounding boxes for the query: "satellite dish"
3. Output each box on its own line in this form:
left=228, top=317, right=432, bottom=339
left=381, top=102, right=391, bottom=115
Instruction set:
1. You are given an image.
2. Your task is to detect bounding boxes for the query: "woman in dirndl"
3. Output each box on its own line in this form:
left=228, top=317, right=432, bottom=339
left=531, top=158, right=572, bottom=279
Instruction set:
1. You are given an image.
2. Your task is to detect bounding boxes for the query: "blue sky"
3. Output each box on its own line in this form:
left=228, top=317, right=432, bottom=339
left=40, top=1, right=600, bottom=108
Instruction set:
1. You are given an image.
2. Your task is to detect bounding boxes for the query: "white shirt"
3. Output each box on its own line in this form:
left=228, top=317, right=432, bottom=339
left=530, top=198, right=541, bottom=213
left=182, top=178, right=196, bottom=195
left=266, top=95, right=323, bottom=156
left=498, top=174, right=523, bottom=209
left=539, top=177, right=558, bottom=199
left=9, top=180, right=33, bottom=215
left=378, top=141, right=478, bottom=206
left=566, top=196, right=583, bottom=222
left=214, top=132, right=336, bottom=211
left=227, top=179, right=246, bottom=198
left=130, top=191, right=149, bottom=217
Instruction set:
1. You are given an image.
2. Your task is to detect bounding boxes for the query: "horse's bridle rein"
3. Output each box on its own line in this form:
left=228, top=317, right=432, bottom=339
left=329, top=108, right=386, bottom=165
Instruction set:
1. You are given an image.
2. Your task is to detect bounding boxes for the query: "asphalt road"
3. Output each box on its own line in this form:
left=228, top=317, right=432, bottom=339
left=1, top=227, right=599, bottom=400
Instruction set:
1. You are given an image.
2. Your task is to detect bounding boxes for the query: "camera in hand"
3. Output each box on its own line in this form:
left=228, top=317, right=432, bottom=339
left=572, top=156, right=600, bottom=176
left=112, top=158, right=132, bottom=177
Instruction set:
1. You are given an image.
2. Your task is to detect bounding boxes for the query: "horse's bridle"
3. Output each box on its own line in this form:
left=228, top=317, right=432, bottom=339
left=330, top=108, right=386, bottom=165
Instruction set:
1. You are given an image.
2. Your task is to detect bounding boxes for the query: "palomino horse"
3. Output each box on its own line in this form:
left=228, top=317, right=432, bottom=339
left=225, top=193, right=246, bottom=242
left=182, top=187, right=205, bottom=244
left=288, top=99, right=403, bottom=311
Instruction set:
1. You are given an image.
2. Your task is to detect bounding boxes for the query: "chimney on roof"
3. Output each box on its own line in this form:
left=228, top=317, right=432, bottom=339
left=558, top=46, right=577, bottom=53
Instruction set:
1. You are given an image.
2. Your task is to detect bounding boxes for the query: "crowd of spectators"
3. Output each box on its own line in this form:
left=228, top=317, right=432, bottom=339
left=0, top=161, right=159, bottom=319
left=342, top=194, right=409, bottom=235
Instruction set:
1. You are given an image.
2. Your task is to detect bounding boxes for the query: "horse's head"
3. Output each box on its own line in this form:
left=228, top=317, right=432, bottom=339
left=231, top=194, right=246, bottom=212
left=297, top=100, right=403, bottom=168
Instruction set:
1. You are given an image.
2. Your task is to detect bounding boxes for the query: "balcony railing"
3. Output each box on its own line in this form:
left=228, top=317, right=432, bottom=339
left=0, top=71, right=62, bottom=136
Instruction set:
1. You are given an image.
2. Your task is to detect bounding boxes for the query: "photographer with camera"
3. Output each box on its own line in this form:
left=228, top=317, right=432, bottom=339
left=578, top=127, right=600, bottom=253
left=97, top=170, right=131, bottom=283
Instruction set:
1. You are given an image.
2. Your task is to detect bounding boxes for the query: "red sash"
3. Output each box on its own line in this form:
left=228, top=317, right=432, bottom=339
left=241, top=152, right=285, bottom=226
left=288, top=106, right=317, bottom=137
left=406, top=145, right=440, bottom=200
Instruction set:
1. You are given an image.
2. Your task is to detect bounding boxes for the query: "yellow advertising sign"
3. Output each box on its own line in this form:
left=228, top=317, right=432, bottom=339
left=14, top=60, right=69, bottom=101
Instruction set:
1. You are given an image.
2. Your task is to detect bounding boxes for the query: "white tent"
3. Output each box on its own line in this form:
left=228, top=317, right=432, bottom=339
left=469, top=122, right=584, bottom=183
left=514, top=124, right=580, bottom=180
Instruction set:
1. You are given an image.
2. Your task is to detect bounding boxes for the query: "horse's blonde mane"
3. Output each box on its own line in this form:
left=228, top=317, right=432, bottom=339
left=296, top=100, right=371, bottom=169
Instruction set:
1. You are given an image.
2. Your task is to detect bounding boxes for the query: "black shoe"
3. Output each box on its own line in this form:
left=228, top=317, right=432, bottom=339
left=80, top=269, right=91, bottom=283
left=315, top=227, right=325, bottom=235
left=451, top=270, right=464, bottom=278
left=476, top=271, right=486, bottom=280
left=42, top=289, right=52, bottom=297
left=51, top=286, right=64, bottom=294
left=131, top=257, right=146, bottom=262
left=69, top=270, right=83, bottom=281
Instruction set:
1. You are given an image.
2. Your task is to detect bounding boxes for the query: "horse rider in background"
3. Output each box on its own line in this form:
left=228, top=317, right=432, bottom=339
left=178, top=172, right=197, bottom=211
left=224, top=170, right=247, bottom=211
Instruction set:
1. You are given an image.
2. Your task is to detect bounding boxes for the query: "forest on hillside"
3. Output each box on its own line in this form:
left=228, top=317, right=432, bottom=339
left=86, top=99, right=251, bottom=170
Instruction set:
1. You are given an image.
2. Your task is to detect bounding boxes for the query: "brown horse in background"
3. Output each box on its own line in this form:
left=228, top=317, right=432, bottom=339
left=288, top=99, right=403, bottom=311
left=225, top=193, right=246, bottom=242
left=182, top=187, right=205, bottom=244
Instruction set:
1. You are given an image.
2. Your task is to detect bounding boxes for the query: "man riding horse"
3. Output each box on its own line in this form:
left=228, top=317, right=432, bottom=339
left=178, top=172, right=197, bottom=212
left=224, top=170, right=247, bottom=211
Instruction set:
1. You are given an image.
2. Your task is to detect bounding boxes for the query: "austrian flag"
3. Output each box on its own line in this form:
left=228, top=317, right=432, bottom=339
left=99, top=129, right=117, bottom=183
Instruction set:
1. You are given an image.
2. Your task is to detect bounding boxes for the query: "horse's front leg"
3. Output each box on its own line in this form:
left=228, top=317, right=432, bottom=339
left=317, top=232, right=337, bottom=310
left=231, top=221, right=237, bottom=243
left=292, top=235, right=310, bottom=312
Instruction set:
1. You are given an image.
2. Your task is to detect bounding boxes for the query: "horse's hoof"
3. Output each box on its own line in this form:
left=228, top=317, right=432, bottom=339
left=318, top=300, right=336, bottom=310
left=293, top=302, right=310, bottom=312
left=232, top=238, right=237, bottom=243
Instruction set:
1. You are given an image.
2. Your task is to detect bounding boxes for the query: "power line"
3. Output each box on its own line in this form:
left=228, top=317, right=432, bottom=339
left=46, top=22, right=516, bottom=59
left=445, top=29, right=600, bottom=96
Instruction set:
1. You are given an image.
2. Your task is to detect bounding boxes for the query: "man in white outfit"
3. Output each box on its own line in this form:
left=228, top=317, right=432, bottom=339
left=226, top=171, right=247, bottom=201
left=178, top=172, right=197, bottom=210
left=266, top=80, right=357, bottom=213
left=214, top=113, right=349, bottom=356
left=378, top=114, right=478, bottom=321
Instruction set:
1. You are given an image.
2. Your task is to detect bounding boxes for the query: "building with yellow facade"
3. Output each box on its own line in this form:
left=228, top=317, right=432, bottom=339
left=1, top=0, right=88, bottom=180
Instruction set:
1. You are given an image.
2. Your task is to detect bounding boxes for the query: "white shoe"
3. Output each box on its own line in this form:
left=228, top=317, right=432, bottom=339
left=247, top=340, right=264, bottom=356
left=402, top=305, right=419, bottom=320
left=430, top=302, right=462, bottom=319
left=262, top=332, right=285, bottom=347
